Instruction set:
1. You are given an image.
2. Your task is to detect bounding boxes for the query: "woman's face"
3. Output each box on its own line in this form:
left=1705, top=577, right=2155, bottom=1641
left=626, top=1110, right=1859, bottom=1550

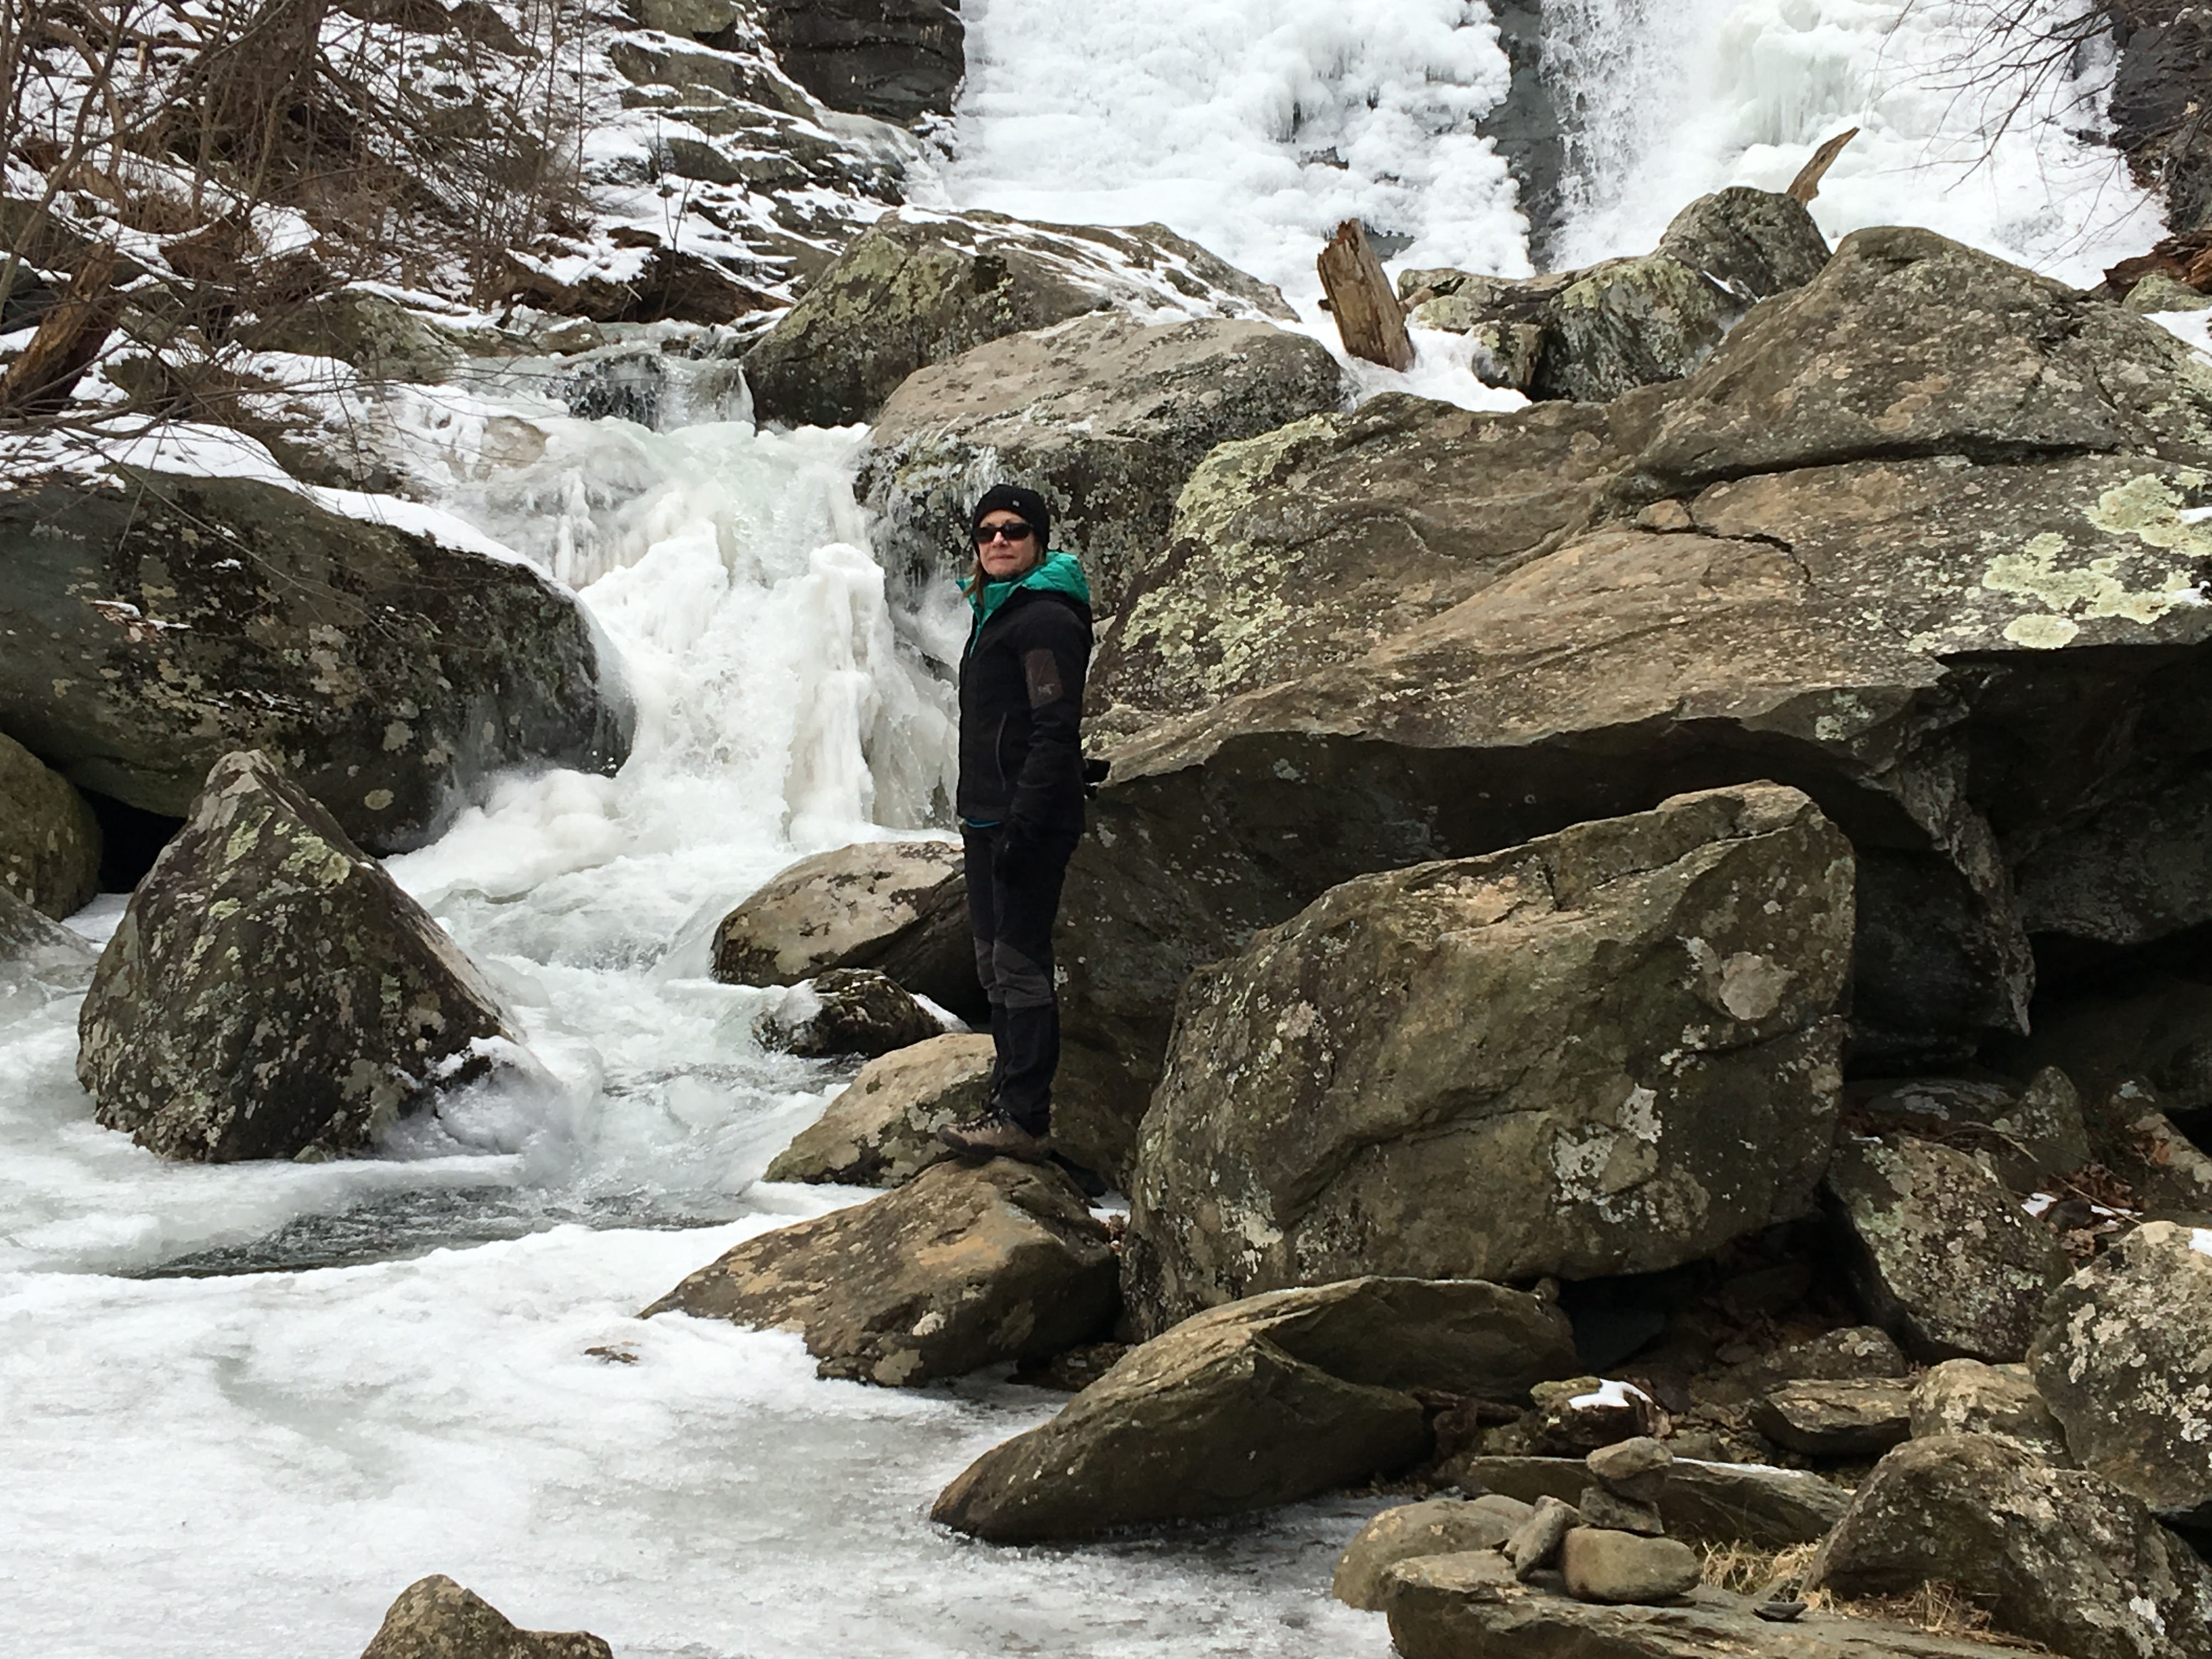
left=975, top=509, right=1042, bottom=580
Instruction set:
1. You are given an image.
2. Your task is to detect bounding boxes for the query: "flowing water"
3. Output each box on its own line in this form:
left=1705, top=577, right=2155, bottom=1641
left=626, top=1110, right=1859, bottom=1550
left=0, top=3, right=2170, bottom=1654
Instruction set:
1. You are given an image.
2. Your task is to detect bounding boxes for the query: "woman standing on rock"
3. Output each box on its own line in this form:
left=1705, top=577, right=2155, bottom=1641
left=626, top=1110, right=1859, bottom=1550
left=939, top=484, right=1093, bottom=1166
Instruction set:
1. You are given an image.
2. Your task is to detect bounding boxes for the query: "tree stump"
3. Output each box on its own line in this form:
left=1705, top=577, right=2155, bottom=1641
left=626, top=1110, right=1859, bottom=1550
left=1318, top=219, right=1414, bottom=371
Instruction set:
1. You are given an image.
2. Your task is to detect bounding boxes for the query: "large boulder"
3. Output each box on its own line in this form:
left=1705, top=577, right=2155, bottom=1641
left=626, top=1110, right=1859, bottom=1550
left=930, top=1276, right=1577, bottom=1541
left=1457, top=1455, right=1852, bottom=1547
left=1825, top=1135, right=2070, bottom=1363
left=760, top=967, right=942, bottom=1058
left=1806, top=1434, right=2212, bottom=1659
left=2030, top=1221, right=2212, bottom=1524
left=1122, top=783, right=1852, bottom=1331
left=1057, top=227, right=2212, bottom=1171
left=359, top=1576, right=610, bottom=1659
left=0, top=731, right=99, bottom=917
left=749, top=0, right=962, bottom=124
left=741, top=210, right=1293, bottom=427
left=1655, top=185, right=1834, bottom=302
left=763, top=1030, right=992, bottom=1185
left=640, top=1159, right=1115, bottom=1384
left=0, top=470, right=630, bottom=853
left=77, top=752, right=514, bottom=1162
left=711, top=839, right=979, bottom=1017
left=857, top=313, right=1346, bottom=612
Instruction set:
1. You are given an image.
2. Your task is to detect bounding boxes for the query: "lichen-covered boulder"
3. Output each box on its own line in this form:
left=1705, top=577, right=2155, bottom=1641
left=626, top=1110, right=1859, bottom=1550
left=857, top=312, right=1345, bottom=611
left=1825, top=1135, right=2069, bottom=1362
left=641, top=1159, right=1115, bottom=1385
left=0, top=731, right=99, bottom=917
left=1849, top=1069, right=2091, bottom=1190
left=1654, top=185, right=1832, bottom=302
left=77, top=751, right=514, bottom=1162
left=359, top=1575, right=610, bottom=1659
left=1751, top=1378, right=1914, bottom=1459
left=763, top=1030, right=992, bottom=1185
left=1122, top=783, right=1852, bottom=1334
left=1910, top=1359, right=2069, bottom=1463
left=761, top=967, right=943, bottom=1058
left=2030, top=1221, right=2212, bottom=1523
left=0, top=470, right=630, bottom=853
left=712, top=839, right=978, bottom=1017
left=930, top=1276, right=1572, bottom=1541
left=742, top=210, right=1294, bottom=426
left=1807, top=1434, right=2212, bottom=1659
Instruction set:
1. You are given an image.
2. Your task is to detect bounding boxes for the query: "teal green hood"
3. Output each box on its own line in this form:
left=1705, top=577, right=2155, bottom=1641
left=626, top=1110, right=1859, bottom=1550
left=966, top=551, right=1090, bottom=646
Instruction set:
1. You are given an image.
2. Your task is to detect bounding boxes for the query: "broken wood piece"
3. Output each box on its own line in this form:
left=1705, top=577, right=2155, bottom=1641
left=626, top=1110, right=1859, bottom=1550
left=1318, top=219, right=1414, bottom=372
left=1787, top=127, right=1859, bottom=204
left=0, top=242, right=122, bottom=419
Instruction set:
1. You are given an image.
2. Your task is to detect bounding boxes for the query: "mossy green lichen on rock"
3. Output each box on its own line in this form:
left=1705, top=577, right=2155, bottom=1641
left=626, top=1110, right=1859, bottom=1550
left=77, top=749, right=514, bottom=1163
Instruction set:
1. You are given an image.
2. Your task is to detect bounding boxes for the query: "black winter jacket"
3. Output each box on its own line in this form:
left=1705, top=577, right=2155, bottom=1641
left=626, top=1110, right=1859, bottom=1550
left=957, top=580, right=1092, bottom=834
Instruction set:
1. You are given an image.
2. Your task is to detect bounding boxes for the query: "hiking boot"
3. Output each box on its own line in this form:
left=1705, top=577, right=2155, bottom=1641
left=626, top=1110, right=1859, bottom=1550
left=938, top=1110, right=1053, bottom=1165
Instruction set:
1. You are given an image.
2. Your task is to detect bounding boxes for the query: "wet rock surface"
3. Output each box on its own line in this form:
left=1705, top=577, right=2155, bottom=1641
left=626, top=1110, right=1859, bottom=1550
left=859, top=312, right=1346, bottom=612
left=749, top=0, right=962, bottom=125
left=761, top=967, right=943, bottom=1058
left=1123, top=783, right=1852, bottom=1330
left=641, top=1159, right=1116, bottom=1386
left=1807, top=1434, right=2212, bottom=1659
left=0, top=731, right=100, bottom=918
left=2030, top=1220, right=2212, bottom=1522
left=742, top=210, right=1293, bottom=426
left=0, top=470, right=630, bottom=853
left=763, top=1031, right=992, bottom=1186
left=77, top=752, right=513, bottom=1163
left=359, top=1576, right=611, bottom=1659
left=712, top=838, right=978, bottom=1017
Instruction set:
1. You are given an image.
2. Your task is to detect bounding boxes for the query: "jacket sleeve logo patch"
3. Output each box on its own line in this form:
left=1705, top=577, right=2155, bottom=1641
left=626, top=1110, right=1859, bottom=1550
left=1023, top=648, right=1064, bottom=708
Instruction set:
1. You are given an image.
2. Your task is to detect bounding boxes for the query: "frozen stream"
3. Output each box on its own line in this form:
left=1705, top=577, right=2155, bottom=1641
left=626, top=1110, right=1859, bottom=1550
left=0, top=1, right=2179, bottom=1654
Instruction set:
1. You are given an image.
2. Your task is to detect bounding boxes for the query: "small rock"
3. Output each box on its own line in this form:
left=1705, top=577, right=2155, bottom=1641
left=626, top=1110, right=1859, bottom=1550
left=1378, top=1550, right=1520, bottom=1613
left=1508, top=1494, right=1581, bottom=1578
left=1463, top=1453, right=1852, bottom=1547
left=641, top=1159, right=1116, bottom=1386
left=0, top=732, right=100, bottom=918
left=1526, top=1376, right=1667, bottom=1454
left=1559, top=1528, right=1701, bottom=1604
left=1577, top=1485, right=1665, bottom=1536
left=1751, top=1325, right=1910, bottom=1386
left=1333, top=1496, right=1530, bottom=1610
left=2124, top=273, right=2212, bottom=314
left=763, top=968, right=942, bottom=1058
left=1909, top=1359, right=2068, bottom=1463
left=763, top=1032, right=994, bottom=1186
left=359, top=1576, right=610, bottom=1659
left=1754, top=1599, right=1808, bottom=1623
left=1586, top=1436, right=1673, bottom=1503
left=1752, top=1378, right=1915, bottom=1459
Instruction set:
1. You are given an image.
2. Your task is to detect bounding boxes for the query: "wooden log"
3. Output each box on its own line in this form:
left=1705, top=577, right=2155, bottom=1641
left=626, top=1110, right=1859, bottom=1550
left=1787, top=127, right=1859, bottom=204
left=0, top=242, right=122, bottom=419
left=1318, top=219, right=1414, bottom=372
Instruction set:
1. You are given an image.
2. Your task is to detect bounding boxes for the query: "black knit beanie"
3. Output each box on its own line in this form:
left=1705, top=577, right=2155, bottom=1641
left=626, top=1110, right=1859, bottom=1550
left=969, top=483, right=1051, bottom=549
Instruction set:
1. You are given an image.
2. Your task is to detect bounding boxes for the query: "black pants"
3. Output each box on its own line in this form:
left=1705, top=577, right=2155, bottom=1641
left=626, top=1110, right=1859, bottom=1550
left=963, top=822, right=1080, bottom=1135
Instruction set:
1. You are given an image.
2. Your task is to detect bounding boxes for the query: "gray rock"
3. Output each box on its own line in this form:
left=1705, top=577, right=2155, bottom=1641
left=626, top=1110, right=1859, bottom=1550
left=1738, top=1327, right=1910, bottom=1390
left=0, top=731, right=99, bottom=918
left=1528, top=255, right=1734, bottom=403
left=1464, top=1455, right=1851, bottom=1547
left=77, top=752, right=513, bottom=1163
left=1561, top=1528, right=1701, bottom=1604
left=239, top=289, right=484, bottom=381
left=1825, top=1135, right=2070, bottom=1362
left=358, top=1575, right=610, bottom=1659
left=2124, top=274, right=2212, bottom=314
left=711, top=839, right=979, bottom=1017
left=1387, top=1571, right=2050, bottom=1659
left=2008, top=972, right=2212, bottom=1118
left=1122, top=783, right=1852, bottom=1333
left=931, top=1276, right=1575, bottom=1541
left=858, top=312, right=1346, bottom=611
left=763, top=1031, right=992, bottom=1185
left=1588, top=1436, right=1673, bottom=1503
left=742, top=211, right=1293, bottom=427
left=0, top=470, right=629, bottom=853
left=2030, top=1220, right=2212, bottom=1522
left=1509, top=1494, right=1582, bottom=1577
left=749, top=0, right=963, bottom=124
left=0, top=882, right=98, bottom=1027
left=1848, top=1069, right=2090, bottom=1189
left=1333, top=1496, right=1530, bottom=1610
left=1655, top=186, right=1832, bottom=302
left=1578, top=1486, right=1665, bottom=1535
left=1806, top=1434, right=2212, bottom=1659
left=641, top=1159, right=1116, bottom=1386
left=761, top=967, right=941, bottom=1058
left=1909, top=1359, right=2069, bottom=1462
left=1751, top=1379, right=1914, bottom=1459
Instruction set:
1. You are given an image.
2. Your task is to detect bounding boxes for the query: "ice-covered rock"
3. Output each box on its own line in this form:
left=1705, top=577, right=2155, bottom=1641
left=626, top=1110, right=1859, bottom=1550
left=1122, top=783, right=1852, bottom=1331
left=741, top=209, right=1294, bottom=426
left=763, top=1031, right=992, bottom=1185
left=641, top=1159, right=1116, bottom=1385
left=0, top=470, right=630, bottom=854
left=0, top=731, right=99, bottom=918
left=1807, top=1434, right=2212, bottom=1659
left=761, top=967, right=942, bottom=1058
left=0, top=882, right=98, bottom=1028
left=77, top=752, right=514, bottom=1163
left=857, top=312, right=1346, bottom=611
left=359, top=1575, right=611, bottom=1659
left=2030, top=1221, right=2212, bottom=1523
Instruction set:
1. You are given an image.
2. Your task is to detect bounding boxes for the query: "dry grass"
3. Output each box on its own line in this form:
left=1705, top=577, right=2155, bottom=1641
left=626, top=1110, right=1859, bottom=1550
left=1697, top=1538, right=2055, bottom=1652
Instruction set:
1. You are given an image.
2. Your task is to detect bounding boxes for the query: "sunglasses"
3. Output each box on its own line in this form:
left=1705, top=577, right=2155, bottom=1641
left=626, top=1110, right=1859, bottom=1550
left=974, top=522, right=1037, bottom=546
